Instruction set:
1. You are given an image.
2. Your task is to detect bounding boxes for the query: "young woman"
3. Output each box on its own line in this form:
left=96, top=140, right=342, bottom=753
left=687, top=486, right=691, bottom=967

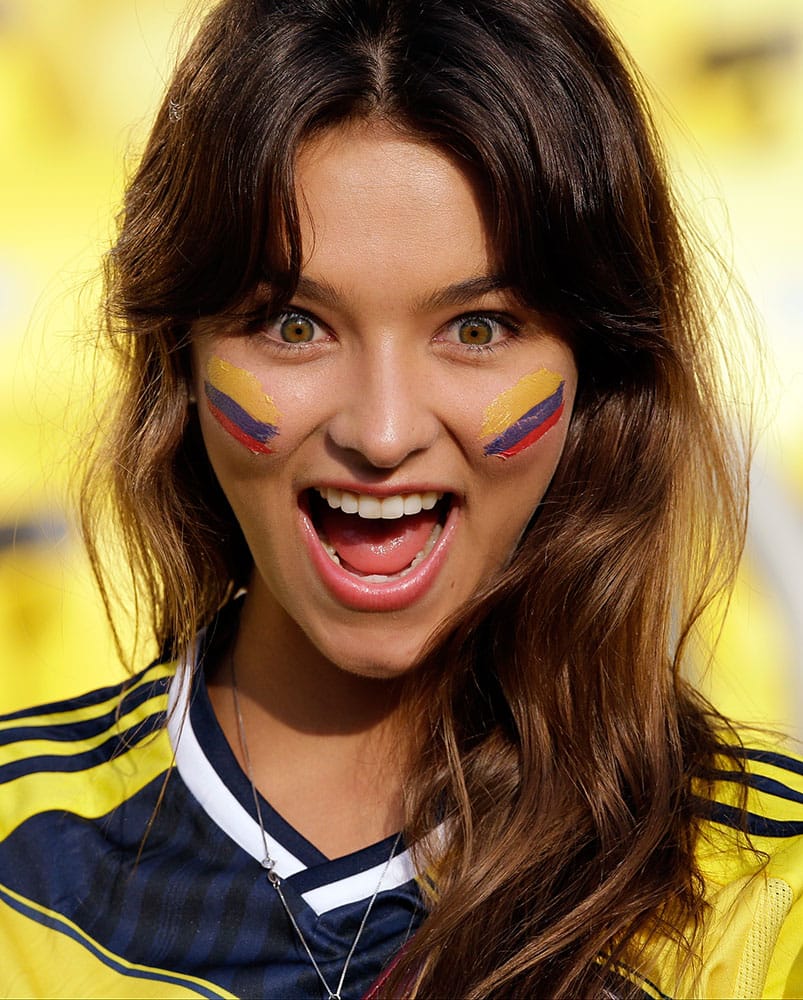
left=1, top=0, right=801, bottom=997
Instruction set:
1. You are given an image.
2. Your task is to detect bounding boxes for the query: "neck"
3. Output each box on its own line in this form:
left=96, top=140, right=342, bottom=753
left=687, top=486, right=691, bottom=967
left=207, top=591, right=412, bottom=858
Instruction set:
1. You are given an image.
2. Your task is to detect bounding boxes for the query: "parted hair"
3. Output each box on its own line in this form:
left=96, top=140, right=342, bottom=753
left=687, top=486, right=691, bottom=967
left=82, top=0, right=751, bottom=995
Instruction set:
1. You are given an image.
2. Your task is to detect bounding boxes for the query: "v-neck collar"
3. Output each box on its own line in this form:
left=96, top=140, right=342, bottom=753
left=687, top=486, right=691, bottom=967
left=166, top=629, right=417, bottom=917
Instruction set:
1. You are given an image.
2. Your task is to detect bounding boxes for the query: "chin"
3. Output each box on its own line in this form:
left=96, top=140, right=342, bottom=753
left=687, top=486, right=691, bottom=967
left=313, top=624, right=434, bottom=681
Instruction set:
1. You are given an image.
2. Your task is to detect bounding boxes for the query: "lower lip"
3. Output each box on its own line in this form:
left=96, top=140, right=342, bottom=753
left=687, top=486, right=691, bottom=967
left=299, top=499, right=459, bottom=612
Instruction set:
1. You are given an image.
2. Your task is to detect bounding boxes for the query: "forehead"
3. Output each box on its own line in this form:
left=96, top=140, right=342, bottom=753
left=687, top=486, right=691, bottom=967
left=292, top=123, right=497, bottom=310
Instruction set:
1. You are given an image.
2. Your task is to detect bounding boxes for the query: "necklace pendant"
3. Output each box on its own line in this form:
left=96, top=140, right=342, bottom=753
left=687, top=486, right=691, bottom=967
left=260, top=856, right=281, bottom=887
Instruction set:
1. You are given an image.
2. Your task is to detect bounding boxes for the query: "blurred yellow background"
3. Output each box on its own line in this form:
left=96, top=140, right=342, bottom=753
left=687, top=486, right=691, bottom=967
left=1, top=1, right=801, bottom=733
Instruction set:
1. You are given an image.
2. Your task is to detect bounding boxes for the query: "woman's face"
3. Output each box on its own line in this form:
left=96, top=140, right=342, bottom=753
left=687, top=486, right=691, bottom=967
left=192, top=122, right=577, bottom=678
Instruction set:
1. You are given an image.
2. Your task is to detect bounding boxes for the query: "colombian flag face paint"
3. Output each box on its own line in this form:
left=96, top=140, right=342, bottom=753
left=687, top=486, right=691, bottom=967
left=482, top=369, right=565, bottom=459
left=204, top=357, right=280, bottom=454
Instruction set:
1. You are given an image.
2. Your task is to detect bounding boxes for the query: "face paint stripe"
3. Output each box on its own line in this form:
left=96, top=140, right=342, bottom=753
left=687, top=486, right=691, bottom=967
left=483, top=383, right=564, bottom=457
left=481, top=368, right=564, bottom=438
left=486, top=401, right=564, bottom=459
left=204, top=382, right=279, bottom=444
left=484, top=386, right=563, bottom=455
left=205, top=398, right=274, bottom=455
left=206, top=357, right=280, bottom=426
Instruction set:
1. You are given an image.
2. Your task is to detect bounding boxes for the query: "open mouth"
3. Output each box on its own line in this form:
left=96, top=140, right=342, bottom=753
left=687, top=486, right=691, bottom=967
left=306, top=487, right=452, bottom=583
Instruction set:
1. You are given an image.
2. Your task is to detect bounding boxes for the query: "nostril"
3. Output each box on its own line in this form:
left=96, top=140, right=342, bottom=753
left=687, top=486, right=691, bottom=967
left=326, top=411, right=441, bottom=470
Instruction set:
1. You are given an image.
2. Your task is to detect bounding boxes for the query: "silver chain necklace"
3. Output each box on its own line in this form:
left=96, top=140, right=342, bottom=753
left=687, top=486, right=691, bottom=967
left=231, top=660, right=402, bottom=1000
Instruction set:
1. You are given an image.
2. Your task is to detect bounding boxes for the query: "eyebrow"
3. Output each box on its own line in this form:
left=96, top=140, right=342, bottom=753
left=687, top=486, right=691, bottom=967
left=292, top=273, right=512, bottom=312
left=413, top=274, right=511, bottom=312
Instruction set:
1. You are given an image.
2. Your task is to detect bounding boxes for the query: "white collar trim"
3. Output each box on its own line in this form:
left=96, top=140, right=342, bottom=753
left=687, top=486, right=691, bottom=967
left=166, top=637, right=416, bottom=917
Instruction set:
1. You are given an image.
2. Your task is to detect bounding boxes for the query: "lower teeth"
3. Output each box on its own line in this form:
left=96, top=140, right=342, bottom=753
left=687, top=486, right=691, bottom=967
left=320, top=523, right=443, bottom=581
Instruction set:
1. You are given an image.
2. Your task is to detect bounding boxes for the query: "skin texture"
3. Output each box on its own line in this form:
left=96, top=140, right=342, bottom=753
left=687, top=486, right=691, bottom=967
left=193, top=122, right=577, bottom=854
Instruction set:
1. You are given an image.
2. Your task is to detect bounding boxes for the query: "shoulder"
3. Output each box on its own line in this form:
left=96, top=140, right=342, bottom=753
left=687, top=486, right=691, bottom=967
left=689, top=739, right=803, bottom=999
left=0, top=659, right=247, bottom=998
left=0, top=659, right=177, bottom=840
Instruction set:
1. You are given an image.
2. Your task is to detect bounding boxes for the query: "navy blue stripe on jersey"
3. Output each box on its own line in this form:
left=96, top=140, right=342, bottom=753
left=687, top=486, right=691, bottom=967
left=707, top=801, right=803, bottom=838
left=0, top=661, right=167, bottom=725
left=0, top=711, right=165, bottom=784
left=0, top=882, right=228, bottom=998
left=708, top=768, right=803, bottom=808
left=741, top=771, right=803, bottom=807
left=0, top=672, right=169, bottom=748
left=286, top=832, right=405, bottom=896
left=734, top=745, right=803, bottom=777
left=0, top=681, right=166, bottom=746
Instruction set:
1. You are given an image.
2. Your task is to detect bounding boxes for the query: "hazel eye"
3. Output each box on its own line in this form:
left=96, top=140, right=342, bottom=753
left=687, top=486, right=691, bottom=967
left=436, top=312, right=519, bottom=355
left=280, top=314, right=316, bottom=343
left=458, top=318, right=494, bottom=346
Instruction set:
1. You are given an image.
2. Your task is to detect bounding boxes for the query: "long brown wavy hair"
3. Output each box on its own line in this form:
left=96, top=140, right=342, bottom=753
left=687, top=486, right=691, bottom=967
left=82, top=0, right=752, bottom=995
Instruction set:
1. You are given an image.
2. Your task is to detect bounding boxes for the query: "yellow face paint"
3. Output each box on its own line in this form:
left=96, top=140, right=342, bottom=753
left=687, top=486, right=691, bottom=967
left=204, top=357, right=281, bottom=454
left=481, top=368, right=566, bottom=458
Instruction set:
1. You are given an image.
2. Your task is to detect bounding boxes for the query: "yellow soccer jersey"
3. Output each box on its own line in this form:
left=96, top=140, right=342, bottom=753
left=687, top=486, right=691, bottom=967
left=635, top=744, right=803, bottom=999
left=0, top=635, right=800, bottom=998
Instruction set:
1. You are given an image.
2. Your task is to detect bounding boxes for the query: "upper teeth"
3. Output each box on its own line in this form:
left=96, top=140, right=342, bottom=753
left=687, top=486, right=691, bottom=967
left=316, top=487, right=442, bottom=519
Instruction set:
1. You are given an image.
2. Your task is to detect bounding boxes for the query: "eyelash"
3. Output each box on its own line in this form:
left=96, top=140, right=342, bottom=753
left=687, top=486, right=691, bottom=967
left=245, top=307, right=522, bottom=355
left=441, top=312, right=521, bottom=355
left=246, top=308, right=329, bottom=354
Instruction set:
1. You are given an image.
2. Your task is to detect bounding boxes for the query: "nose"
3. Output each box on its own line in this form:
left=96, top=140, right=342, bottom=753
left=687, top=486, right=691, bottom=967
left=326, top=339, right=440, bottom=470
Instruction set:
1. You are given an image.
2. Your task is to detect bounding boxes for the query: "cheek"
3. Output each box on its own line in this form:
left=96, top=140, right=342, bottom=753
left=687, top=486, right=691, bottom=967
left=479, top=368, right=568, bottom=461
left=203, top=356, right=281, bottom=456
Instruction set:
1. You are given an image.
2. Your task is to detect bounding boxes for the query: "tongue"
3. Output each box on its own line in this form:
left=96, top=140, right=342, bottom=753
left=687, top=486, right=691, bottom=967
left=318, top=506, right=440, bottom=575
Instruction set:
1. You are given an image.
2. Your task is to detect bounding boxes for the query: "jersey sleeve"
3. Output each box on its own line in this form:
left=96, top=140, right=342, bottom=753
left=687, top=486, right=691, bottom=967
left=761, top=831, right=803, bottom=998
left=690, top=744, right=803, bottom=999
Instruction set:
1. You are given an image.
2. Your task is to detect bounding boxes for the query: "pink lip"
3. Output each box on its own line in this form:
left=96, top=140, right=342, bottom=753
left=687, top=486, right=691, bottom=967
left=299, top=496, right=459, bottom=613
